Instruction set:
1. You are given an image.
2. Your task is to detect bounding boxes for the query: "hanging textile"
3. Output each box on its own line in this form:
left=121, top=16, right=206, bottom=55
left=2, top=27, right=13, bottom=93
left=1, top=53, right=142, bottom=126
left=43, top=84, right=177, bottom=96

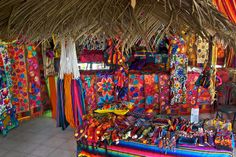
left=196, top=36, right=209, bottom=65
left=26, top=44, right=42, bottom=115
left=114, top=67, right=129, bottom=101
left=0, top=44, right=12, bottom=113
left=216, top=42, right=225, bottom=66
left=56, top=78, right=69, bottom=130
left=64, top=74, right=75, bottom=128
left=213, top=0, right=236, bottom=24
left=0, top=43, right=18, bottom=136
left=96, top=73, right=115, bottom=108
left=71, top=79, right=86, bottom=127
left=128, top=73, right=145, bottom=111
left=144, top=74, right=159, bottom=112
left=184, top=33, right=197, bottom=66
left=37, top=45, right=50, bottom=111
left=59, top=37, right=84, bottom=128
left=81, top=74, right=97, bottom=112
left=48, top=76, right=57, bottom=119
left=169, top=36, right=188, bottom=105
left=226, top=47, right=235, bottom=68
left=7, top=43, right=30, bottom=117
left=159, top=73, right=170, bottom=113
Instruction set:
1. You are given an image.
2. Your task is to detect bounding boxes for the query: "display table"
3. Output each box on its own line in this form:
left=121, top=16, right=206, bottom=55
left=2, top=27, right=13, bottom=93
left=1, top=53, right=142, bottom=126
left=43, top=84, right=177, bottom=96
left=75, top=102, right=235, bottom=157
left=77, top=140, right=234, bottom=157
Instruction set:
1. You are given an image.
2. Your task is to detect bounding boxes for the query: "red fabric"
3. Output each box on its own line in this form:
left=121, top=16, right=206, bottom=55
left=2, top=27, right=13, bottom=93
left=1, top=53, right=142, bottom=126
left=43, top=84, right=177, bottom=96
left=48, top=76, right=57, bottom=119
left=213, top=0, right=236, bottom=24
left=80, top=49, right=104, bottom=63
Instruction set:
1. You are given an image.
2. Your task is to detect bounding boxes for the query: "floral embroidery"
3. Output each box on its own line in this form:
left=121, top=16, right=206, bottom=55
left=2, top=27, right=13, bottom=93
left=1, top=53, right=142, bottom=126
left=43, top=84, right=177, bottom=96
left=97, top=78, right=114, bottom=96
left=97, top=95, right=114, bottom=108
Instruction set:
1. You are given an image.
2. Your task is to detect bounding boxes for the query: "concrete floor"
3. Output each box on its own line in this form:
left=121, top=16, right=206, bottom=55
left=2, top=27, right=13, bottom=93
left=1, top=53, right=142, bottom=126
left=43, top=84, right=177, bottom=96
left=0, top=118, right=76, bottom=157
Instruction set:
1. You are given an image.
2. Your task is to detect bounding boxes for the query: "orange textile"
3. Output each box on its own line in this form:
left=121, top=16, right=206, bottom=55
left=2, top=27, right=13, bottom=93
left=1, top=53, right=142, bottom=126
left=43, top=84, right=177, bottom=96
left=48, top=76, right=57, bottom=119
left=64, top=74, right=76, bottom=128
left=213, top=0, right=236, bottom=24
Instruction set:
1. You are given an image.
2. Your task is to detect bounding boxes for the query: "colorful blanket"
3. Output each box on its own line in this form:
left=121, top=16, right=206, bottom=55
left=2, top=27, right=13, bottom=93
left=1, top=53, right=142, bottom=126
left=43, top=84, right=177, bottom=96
left=7, top=43, right=30, bottom=115
left=78, top=140, right=234, bottom=157
left=26, top=44, right=42, bottom=115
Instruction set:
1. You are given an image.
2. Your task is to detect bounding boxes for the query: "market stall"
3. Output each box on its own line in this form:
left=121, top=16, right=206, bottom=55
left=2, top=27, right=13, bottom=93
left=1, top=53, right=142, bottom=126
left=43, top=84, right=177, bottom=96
left=0, top=0, right=235, bottom=156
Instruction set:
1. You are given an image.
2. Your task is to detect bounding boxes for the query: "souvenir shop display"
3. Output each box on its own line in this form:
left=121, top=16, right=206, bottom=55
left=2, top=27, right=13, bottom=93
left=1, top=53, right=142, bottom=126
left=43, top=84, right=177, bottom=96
left=0, top=0, right=235, bottom=157
left=72, top=33, right=235, bottom=157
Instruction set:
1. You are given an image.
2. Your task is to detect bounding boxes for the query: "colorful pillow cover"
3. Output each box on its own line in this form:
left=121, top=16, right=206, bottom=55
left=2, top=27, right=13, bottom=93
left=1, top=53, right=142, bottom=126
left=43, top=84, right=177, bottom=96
left=96, top=73, right=115, bottom=108
left=81, top=75, right=97, bottom=112
left=159, top=73, right=170, bottom=113
left=144, top=74, right=159, bottom=112
left=128, top=74, right=145, bottom=110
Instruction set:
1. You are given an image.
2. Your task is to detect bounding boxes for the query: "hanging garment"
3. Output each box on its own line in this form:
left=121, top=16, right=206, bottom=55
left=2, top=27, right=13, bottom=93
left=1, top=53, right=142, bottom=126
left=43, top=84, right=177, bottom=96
left=48, top=76, right=57, bottom=119
left=56, top=79, right=69, bottom=130
left=64, top=74, right=76, bottom=128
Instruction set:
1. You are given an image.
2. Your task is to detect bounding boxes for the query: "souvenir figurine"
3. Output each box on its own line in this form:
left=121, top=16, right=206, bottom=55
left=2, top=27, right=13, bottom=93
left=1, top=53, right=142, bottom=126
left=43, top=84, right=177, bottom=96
left=170, top=136, right=177, bottom=152
left=207, top=130, right=215, bottom=146
left=139, top=126, right=153, bottom=143
left=112, top=130, right=120, bottom=144
left=130, top=126, right=140, bottom=137
left=133, top=126, right=145, bottom=139
left=197, top=127, right=204, bottom=146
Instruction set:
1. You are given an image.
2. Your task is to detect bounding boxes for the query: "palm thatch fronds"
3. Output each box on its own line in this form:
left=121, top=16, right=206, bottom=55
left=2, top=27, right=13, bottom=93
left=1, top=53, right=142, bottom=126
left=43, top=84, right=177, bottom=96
left=0, top=0, right=235, bottom=49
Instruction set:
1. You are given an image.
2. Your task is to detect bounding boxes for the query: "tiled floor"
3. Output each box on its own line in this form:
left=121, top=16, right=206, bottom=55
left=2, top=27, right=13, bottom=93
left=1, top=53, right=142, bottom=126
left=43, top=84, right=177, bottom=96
left=0, top=117, right=76, bottom=157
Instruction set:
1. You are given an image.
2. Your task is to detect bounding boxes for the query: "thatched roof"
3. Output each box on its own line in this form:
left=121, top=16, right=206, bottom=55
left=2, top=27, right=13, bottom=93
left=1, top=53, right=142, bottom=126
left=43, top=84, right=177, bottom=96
left=0, top=0, right=235, bottom=49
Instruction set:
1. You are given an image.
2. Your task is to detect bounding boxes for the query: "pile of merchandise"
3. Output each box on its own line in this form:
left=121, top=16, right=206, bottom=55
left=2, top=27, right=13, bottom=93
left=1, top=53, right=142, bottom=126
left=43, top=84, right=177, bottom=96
left=75, top=102, right=234, bottom=156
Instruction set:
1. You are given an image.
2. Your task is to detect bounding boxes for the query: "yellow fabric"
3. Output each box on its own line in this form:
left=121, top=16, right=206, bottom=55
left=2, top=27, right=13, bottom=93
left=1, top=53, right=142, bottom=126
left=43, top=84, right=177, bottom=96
left=64, top=74, right=76, bottom=128
left=209, top=43, right=217, bottom=104
left=94, top=109, right=129, bottom=116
